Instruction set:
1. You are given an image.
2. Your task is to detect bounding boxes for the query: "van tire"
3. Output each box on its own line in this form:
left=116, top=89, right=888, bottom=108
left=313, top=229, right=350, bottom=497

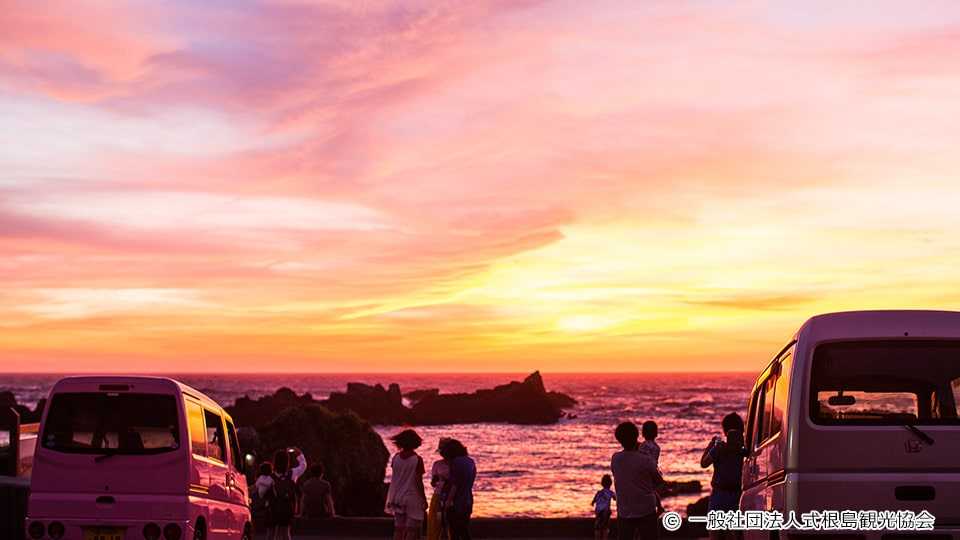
left=192, top=519, right=206, bottom=540
left=242, top=523, right=252, bottom=540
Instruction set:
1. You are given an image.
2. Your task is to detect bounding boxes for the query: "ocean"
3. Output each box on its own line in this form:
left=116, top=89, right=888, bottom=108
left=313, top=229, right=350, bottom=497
left=3, top=372, right=755, bottom=517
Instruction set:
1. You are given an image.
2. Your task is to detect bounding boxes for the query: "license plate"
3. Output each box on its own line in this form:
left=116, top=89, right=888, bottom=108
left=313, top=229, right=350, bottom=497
left=84, top=528, right=124, bottom=540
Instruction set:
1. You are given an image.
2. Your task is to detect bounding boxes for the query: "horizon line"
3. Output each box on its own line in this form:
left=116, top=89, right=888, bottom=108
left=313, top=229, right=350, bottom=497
left=0, top=370, right=757, bottom=375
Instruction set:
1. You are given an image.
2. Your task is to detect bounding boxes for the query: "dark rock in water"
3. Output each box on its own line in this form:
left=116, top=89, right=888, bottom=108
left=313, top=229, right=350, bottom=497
left=227, top=371, right=577, bottom=429
left=0, top=392, right=45, bottom=424
left=663, top=480, right=702, bottom=496
left=404, top=388, right=440, bottom=404
left=226, top=387, right=315, bottom=430
left=411, top=371, right=575, bottom=425
left=256, top=404, right=390, bottom=517
left=323, top=383, right=411, bottom=425
left=686, top=496, right=710, bottom=516
left=547, top=391, right=578, bottom=409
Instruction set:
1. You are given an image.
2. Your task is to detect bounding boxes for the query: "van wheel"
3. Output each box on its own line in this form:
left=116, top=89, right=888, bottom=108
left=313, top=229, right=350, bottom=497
left=241, top=524, right=252, bottom=540
left=192, top=520, right=206, bottom=540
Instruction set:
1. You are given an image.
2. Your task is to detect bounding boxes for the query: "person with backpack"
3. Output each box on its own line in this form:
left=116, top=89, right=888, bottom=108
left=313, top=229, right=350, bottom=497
left=269, top=447, right=307, bottom=540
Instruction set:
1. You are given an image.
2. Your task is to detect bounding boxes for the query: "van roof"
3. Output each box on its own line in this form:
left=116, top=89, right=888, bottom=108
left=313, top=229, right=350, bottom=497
left=801, top=309, right=960, bottom=343
left=50, top=376, right=228, bottom=417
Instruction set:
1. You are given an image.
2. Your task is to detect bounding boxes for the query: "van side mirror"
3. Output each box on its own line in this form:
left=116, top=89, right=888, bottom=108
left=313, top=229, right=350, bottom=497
left=828, top=394, right=856, bottom=406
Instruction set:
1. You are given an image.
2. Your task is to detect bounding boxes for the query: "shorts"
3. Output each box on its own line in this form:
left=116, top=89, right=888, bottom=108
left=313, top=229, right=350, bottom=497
left=595, top=509, right=612, bottom=530
left=388, top=493, right=426, bottom=528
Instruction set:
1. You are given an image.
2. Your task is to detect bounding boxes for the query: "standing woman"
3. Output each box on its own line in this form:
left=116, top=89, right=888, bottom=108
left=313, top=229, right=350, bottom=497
left=426, top=438, right=452, bottom=540
left=386, top=429, right=429, bottom=540
left=700, top=413, right=747, bottom=540
left=442, top=439, right=476, bottom=540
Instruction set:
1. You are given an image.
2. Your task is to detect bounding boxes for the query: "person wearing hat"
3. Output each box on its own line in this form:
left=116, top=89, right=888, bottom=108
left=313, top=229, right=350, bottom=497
left=427, top=437, right=453, bottom=540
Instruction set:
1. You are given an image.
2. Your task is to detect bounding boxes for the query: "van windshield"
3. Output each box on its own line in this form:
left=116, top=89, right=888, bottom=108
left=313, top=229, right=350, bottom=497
left=42, top=392, right=180, bottom=454
left=811, top=340, right=960, bottom=425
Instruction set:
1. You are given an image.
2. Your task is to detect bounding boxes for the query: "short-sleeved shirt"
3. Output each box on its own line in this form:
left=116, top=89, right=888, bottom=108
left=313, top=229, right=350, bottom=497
left=448, top=455, right=477, bottom=515
left=301, top=477, right=333, bottom=518
left=592, top=488, right=616, bottom=513
left=610, top=449, right=663, bottom=518
left=708, top=443, right=744, bottom=493
left=638, top=440, right=660, bottom=465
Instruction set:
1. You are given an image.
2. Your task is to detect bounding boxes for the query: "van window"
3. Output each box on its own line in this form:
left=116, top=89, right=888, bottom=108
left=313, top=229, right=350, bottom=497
left=772, top=350, right=793, bottom=432
left=226, top=419, right=243, bottom=472
left=749, top=383, right=766, bottom=449
left=186, top=401, right=207, bottom=457
left=811, top=340, right=960, bottom=425
left=204, top=409, right=226, bottom=463
left=42, top=393, right=179, bottom=455
left=762, top=375, right=778, bottom=439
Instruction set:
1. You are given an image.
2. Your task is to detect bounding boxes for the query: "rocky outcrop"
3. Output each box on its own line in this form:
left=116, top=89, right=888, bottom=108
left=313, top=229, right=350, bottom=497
left=227, top=372, right=577, bottom=429
left=324, top=383, right=411, bottom=425
left=226, top=387, right=315, bottom=430
left=256, top=404, right=390, bottom=517
left=409, top=372, right=575, bottom=425
left=663, top=480, right=702, bottom=496
left=404, top=388, right=440, bottom=403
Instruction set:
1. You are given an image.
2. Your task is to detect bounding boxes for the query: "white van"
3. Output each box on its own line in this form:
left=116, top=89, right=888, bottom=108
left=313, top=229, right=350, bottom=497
left=740, top=310, right=960, bottom=538
left=27, top=376, right=252, bottom=540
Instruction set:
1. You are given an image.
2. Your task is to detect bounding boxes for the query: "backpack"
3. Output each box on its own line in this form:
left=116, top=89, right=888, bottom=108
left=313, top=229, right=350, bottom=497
left=271, top=472, right=300, bottom=520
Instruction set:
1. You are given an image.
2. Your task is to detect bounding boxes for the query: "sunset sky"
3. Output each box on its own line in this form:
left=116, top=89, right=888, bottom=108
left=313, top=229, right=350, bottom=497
left=3, top=1, right=960, bottom=373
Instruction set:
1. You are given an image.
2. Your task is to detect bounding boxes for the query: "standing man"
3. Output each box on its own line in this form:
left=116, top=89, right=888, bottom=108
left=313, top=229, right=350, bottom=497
left=611, top=422, right=664, bottom=540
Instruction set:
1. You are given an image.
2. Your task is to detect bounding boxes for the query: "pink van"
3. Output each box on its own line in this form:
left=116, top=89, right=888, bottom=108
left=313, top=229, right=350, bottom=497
left=26, top=376, right=252, bottom=540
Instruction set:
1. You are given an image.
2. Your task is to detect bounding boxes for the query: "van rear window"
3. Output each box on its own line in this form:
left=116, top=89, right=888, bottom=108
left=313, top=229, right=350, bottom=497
left=811, top=340, right=960, bottom=425
left=42, top=393, right=180, bottom=454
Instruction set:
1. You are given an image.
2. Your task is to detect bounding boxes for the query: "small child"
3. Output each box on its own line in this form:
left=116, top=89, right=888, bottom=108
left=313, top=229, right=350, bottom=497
left=638, top=420, right=661, bottom=463
left=592, top=474, right=616, bottom=540
left=639, top=420, right=665, bottom=515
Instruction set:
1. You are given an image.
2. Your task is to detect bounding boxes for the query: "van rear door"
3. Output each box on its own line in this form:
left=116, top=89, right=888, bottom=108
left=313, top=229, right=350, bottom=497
left=32, top=390, right=188, bottom=518
left=798, top=340, right=960, bottom=525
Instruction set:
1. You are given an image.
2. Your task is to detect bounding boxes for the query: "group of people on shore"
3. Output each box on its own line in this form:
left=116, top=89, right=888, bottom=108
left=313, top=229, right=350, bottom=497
left=252, top=447, right=336, bottom=540
left=250, top=412, right=745, bottom=540
left=595, top=413, right=747, bottom=540
left=385, top=429, right=477, bottom=540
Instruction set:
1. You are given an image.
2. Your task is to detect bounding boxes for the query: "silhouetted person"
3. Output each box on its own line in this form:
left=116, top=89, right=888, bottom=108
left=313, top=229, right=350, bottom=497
left=301, top=463, right=336, bottom=518
left=638, top=421, right=664, bottom=515
left=442, top=439, right=476, bottom=540
left=611, top=421, right=664, bottom=540
left=592, top=474, right=616, bottom=540
left=428, top=438, right=453, bottom=540
left=386, top=429, right=428, bottom=540
left=700, top=413, right=747, bottom=540
left=270, top=447, right=306, bottom=540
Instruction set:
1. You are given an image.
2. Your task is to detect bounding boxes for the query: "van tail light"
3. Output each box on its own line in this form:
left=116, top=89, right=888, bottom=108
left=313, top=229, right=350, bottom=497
left=48, top=522, right=65, bottom=539
left=143, top=523, right=162, bottom=540
left=28, top=521, right=45, bottom=539
left=163, top=524, right=183, bottom=540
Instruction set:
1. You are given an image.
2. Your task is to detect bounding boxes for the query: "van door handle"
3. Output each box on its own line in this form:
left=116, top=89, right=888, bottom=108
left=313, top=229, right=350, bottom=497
left=96, top=496, right=115, bottom=505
